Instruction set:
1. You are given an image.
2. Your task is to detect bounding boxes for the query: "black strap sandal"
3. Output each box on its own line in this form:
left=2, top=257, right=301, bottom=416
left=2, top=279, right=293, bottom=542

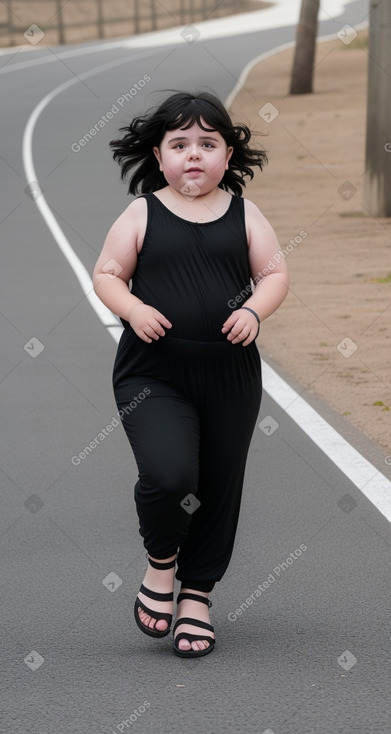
left=134, top=556, right=176, bottom=638
left=173, top=591, right=215, bottom=658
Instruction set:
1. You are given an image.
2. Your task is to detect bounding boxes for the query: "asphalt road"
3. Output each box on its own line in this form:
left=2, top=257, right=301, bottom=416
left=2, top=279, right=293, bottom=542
left=2, top=1, right=391, bottom=733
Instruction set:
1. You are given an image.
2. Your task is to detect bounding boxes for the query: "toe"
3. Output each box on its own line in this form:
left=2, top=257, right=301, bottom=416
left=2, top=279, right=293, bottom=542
left=178, top=638, right=192, bottom=651
left=139, top=610, right=153, bottom=629
left=155, top=619, right=168, bottom=632
left=137, top=605, right=170, bottom=633
left=192, top=640, right=208, bottom=651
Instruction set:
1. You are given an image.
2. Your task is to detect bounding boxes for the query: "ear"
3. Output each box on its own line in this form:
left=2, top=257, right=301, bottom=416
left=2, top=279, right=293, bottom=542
left=153, top=146, right=163, bottom=171
left=225, top=146, right=234, bottom=170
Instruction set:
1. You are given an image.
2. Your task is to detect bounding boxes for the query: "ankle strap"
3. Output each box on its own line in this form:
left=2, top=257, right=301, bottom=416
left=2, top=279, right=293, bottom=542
left=177, top=591, right=212, bottom=607
left=147, top=555, right=176, bottom=570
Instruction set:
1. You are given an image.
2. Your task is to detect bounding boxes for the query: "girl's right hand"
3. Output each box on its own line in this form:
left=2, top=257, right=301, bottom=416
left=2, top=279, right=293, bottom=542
left=127, top=303, right=172, bottom=343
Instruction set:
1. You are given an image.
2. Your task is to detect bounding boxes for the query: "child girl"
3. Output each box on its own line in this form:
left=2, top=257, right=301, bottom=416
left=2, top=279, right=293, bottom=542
left=93, top=91, right=288, bottom=658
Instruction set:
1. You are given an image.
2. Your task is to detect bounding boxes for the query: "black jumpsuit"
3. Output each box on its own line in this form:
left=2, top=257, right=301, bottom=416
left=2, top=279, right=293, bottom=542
left=112, top=193, right=263, bottom=592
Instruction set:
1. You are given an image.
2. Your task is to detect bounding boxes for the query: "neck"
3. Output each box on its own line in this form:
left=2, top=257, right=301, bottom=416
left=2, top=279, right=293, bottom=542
left=168, top=185, right=221, bottom=204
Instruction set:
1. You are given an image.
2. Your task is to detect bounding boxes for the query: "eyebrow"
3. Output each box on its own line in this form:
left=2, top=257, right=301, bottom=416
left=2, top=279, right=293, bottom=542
left=167, top=135, right=219, bottom=142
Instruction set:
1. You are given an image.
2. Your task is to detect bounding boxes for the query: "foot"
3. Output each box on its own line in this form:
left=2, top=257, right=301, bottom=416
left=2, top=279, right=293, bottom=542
left=174, top=588, right=215, bottom=653
left=136, top=554, right=176, bottom=633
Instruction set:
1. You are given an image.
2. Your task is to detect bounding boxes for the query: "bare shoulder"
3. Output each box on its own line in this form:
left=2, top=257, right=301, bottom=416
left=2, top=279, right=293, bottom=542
left=243, top=197, right=272, bottom=227
left=118, top=195, right=148, bottom=252
left=93, top=196, right=149, bottom=282
left=242, top=197, right=278, bottom=249
left=108, top=194, right=147, bottom=229
left=121, top=194, right=148, bottom=222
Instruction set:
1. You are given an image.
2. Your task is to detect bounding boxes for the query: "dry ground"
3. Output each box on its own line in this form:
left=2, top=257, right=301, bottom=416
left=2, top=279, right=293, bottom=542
left=0, top=0, right=272, bottom=46
left=229, top=29, right=391, bottom=456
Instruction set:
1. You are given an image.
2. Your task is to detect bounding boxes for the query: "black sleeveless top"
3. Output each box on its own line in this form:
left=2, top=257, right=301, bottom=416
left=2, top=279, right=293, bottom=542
left=119, top=193, right=252, bottom=342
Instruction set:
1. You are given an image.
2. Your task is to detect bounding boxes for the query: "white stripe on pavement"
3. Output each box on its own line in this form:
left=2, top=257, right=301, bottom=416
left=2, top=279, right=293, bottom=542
left=22, top=53, right=145, bottom=338
left=262, top=361, right=391, bottom=521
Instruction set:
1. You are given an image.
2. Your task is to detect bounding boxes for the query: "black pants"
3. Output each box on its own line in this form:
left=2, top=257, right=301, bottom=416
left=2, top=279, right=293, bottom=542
left=115, top=335, right=262, bottom=593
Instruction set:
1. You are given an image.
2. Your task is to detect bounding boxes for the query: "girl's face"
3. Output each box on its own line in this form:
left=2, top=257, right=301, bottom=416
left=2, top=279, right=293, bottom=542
left=153, top=118, right=233, bottom=197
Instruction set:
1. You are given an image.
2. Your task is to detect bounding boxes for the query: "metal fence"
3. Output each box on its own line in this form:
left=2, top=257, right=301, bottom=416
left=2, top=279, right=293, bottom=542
left=0, top=0, right=259, bottom=47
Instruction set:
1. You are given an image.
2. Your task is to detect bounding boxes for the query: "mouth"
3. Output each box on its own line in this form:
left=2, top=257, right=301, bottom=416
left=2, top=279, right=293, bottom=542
left=186, top=167, right=203, bottom=173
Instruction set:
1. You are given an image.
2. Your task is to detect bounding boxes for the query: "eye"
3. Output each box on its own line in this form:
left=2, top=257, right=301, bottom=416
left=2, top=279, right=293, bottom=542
left=203, top=143, right=214, bottom=148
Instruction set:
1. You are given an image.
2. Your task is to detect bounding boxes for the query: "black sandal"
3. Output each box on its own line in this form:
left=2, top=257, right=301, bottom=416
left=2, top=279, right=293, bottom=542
left=134, top=556, right=176, bottom=638
left=173, top=591, right=215, bottom=658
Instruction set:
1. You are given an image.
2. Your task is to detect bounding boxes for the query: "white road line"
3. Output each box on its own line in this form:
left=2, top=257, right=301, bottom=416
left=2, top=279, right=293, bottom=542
left=262, top=362, right=391, bottom=521
left=21, top=11, right=391, bottom=523
left=22, top=53, right=142, bottom=341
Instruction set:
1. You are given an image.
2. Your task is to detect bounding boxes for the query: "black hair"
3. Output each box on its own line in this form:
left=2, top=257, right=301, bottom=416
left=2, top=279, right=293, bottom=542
left=109, top=91, right=268, bottom=196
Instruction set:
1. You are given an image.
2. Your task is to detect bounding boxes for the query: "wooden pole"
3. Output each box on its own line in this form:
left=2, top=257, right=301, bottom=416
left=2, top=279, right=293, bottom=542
left=289, top=0, right=320, bottom=95
left=363, top=0, right=391, bottom=217
left=56, top=0, right=65, bottom=45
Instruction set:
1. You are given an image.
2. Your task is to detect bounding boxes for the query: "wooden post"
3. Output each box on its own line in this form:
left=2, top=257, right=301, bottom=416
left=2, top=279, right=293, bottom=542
left=56, top=0, right=65, bottom=45
left=363, top=0, right=391, bottom=217
left=97, top=0, right=104, bottom=39
left=289, top=0, right=320, bottom=95
left=7, top=0, right=14, bottom=46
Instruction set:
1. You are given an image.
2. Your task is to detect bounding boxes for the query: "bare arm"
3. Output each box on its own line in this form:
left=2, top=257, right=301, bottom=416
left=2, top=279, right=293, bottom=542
left=93, top=197, right=143, bottom=318
left=93, top=197, right=172, bottom=341
left=242, top=198, right=289, bottom=320
left=222, top=198, right=289, bottom=345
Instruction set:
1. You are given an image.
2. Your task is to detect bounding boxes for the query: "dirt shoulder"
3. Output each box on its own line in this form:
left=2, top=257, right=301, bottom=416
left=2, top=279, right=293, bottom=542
left=228, top=29, right=391, bottom=456
left=0, top=0, right=272, bottom=47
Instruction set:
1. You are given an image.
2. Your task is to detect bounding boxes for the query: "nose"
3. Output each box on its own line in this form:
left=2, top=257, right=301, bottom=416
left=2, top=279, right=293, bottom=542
left=187, top=144, right=201, bottom=160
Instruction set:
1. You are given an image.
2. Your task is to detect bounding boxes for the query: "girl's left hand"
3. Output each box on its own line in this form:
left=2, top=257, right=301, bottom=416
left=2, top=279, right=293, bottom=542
left=221, top=309, right=260, bottom=346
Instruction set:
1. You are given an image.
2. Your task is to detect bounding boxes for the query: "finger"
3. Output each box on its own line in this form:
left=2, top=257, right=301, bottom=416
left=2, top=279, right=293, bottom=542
left=229, top=325, right=252, bottom=344
left=221, top=316, right=237, bottom=331
left=134, top=327, right=151, bottom=343
left=144, top=324, right=160, bottom=341
left=226, top=329, right=240, bottom=341
left=151, top=319, right=166, bottom=337
left=241, top=333, right=254, bottom=347
left=242, top=323, right=259, bottom=345
left=226, top=319, right=247, bottom=340
left=225, top=318, right=244, bottom=338
left=153, top=310, right=172, bottom=328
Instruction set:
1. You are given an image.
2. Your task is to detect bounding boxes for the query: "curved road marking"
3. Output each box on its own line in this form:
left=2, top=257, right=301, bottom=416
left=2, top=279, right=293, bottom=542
left=22, top=52, right=142, bottom=341
left=22, top=16, right=391, bottom=522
